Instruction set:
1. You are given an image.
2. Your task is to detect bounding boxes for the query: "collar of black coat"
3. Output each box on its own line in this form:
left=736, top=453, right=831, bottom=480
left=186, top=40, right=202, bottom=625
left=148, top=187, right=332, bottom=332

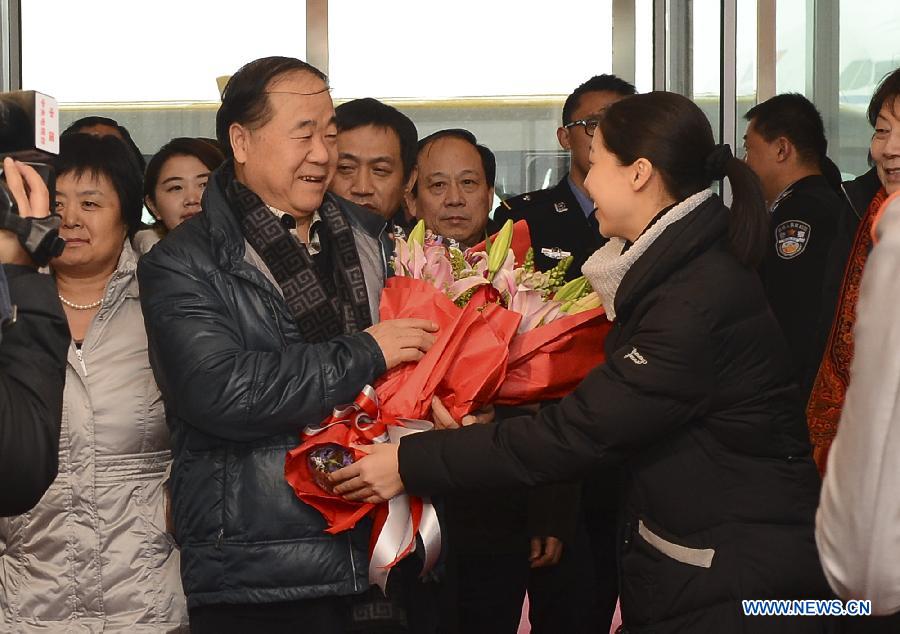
left=500, top=174, right=578, bottom=212
left=589, top=191, right=729, bottom=322
left=771, top=174, right=836, bottom=212
left=203, top=161, right=388, bottom=271
left=789, top=173, right=830, bottom=192
left=545, top=174, right=581, bottom=210
left=842, top=166, right=882, bottom=221
left=557, top=173, right=577, bottom=196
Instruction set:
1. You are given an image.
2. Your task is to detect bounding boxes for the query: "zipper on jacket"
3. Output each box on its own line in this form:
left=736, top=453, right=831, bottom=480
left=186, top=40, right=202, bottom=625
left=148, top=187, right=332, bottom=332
left=377, top=224, right=390, bottom=279
left=840, top=182, right=864, bottom=220
left=74, top=345, right=87, bottom=375
left=216, top=528, right=224, bottom=549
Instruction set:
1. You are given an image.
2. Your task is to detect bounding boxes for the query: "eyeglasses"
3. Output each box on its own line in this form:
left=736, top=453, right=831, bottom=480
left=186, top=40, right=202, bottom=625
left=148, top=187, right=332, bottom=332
left=564, top=118, right=600, bottom=137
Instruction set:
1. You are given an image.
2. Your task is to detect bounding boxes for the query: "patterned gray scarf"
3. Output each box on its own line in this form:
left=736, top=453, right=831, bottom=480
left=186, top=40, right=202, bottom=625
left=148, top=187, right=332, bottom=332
left=222, top=163, right=372, bottom=342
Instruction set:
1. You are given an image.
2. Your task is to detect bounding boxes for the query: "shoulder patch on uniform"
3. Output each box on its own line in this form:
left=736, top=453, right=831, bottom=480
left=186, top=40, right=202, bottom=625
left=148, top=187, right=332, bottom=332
left=503, top=188, right=555, bottom=210
left=775, top=220, right=811, bottom=260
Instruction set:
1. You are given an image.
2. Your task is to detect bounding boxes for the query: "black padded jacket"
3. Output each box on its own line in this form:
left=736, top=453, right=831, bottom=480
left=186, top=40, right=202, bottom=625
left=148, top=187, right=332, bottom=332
left=138, top=169, right=390, bottom=609
left=400, top=194, right=833, bottom=632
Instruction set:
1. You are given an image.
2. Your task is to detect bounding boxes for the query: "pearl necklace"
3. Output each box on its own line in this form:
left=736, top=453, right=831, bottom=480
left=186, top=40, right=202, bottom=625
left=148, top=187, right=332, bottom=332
left=58, top=294, right=103, bottom=310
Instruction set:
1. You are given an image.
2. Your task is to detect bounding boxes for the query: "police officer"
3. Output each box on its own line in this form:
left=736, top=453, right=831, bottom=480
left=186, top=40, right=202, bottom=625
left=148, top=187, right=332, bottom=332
left=743, top=93, right=854, bottom=404
left=494, top=75, right=636, bottom=280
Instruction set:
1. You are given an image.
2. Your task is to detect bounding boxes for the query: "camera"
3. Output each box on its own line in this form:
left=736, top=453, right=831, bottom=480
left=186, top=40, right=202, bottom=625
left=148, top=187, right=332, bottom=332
left=0, top=90, right=65, bottom=266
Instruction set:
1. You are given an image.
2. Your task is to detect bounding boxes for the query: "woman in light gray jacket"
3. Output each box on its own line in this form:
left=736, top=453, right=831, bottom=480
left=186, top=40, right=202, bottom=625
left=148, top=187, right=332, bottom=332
left=0, top=134, right=187, bottom=632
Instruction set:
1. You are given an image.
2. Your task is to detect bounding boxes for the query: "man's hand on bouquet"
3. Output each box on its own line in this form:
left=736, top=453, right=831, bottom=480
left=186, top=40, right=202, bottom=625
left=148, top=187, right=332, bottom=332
left=330, top=443, right=404, bottom=504
left=365, top=318, right=438, bottom=370
left=529, top=536, right=564, bottom=568
left=431, top=396, right=495, bottom=430
left=0, top=158, right=51, bottom=266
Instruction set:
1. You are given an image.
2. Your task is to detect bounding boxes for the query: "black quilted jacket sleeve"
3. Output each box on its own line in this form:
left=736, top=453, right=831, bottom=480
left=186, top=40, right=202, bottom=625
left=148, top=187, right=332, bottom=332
left=137, top=232, right=386, bottom=443
left=399, top=295, right=714, bottom=495
left=0, top=265, right=68, bottom=516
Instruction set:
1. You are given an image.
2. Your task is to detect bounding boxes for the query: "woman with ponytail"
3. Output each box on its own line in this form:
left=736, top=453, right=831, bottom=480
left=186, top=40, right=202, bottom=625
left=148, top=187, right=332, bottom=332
left=332, top=92, right=834, bottom=633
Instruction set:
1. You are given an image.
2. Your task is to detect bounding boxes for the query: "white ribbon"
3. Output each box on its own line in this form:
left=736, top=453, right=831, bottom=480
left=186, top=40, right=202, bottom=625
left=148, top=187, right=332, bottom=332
left=302, top=384, right=390, bottom=443
left=369, top=418, right=442, bottom=593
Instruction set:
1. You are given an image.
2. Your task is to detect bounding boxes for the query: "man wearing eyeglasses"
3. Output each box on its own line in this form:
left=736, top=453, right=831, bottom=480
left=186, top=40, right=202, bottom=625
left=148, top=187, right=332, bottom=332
left=495, top=75, right=636, bottom=280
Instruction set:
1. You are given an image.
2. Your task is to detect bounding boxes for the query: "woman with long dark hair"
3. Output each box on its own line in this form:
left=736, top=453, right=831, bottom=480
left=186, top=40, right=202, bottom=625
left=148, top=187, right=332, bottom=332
left=331, top=92, right=833, bottom=632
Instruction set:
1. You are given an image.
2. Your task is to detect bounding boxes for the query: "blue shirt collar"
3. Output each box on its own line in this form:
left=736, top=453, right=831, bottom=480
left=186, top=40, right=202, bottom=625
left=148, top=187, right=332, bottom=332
left=567, top=174, right=595, bottom=218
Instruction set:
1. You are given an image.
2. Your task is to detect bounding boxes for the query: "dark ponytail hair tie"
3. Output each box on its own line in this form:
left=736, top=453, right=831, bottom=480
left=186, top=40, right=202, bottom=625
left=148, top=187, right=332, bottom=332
left=704, top=143, right=733, bottom=180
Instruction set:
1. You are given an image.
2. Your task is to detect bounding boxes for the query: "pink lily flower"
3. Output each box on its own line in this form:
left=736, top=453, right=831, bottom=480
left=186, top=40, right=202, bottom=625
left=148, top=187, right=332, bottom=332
left=409, top=240, right=427, bottom=278
left=511, top=290, right=564, bottom=333
left=393, top=237, right=411, bottom=276
left=447, top=274, right=489, bottom=302
left=492, top=268, right=518, bottom=305
left=424, top=245, right=454, bottom=290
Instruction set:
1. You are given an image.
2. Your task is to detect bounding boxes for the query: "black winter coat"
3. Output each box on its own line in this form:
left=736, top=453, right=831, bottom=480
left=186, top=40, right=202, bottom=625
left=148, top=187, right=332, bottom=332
left=0, top=265, right=68, bottom=516
left=137, top=174, right=390, bottom=608
left=400, top=195, right=833, bottom=632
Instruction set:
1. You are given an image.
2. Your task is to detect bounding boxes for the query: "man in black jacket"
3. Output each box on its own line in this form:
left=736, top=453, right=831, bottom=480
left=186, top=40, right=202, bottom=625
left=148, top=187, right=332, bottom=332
left=494, top=74, right=636, bottom=280
left=0, top=159, right=68, bottom=516
left=137, top=57, right=436, bottom=633
left=411, top=128, right=496, bottom=249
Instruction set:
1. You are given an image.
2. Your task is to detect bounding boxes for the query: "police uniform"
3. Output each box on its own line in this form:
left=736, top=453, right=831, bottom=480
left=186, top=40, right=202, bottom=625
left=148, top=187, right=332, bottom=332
left=762, top=173, right=853, bottom=404
left=494, top=175, right=606, bottom=281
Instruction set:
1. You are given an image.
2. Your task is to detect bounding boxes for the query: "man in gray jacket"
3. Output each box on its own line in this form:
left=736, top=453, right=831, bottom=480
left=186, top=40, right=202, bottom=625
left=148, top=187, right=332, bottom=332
left=138, top=57, right=435, bottom=633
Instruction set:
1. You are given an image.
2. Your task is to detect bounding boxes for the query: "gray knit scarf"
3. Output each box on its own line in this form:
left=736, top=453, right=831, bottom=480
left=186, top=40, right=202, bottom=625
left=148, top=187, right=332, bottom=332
left=582, top=189, right=713, bottom=321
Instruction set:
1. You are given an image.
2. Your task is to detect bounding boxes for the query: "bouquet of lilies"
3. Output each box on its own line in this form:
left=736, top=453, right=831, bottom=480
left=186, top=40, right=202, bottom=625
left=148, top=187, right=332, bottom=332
left=393, top=219, right=603, bottom=332
left=392, top=219, right=612, bottom=404
left=285, top=219, right=612, bottom=590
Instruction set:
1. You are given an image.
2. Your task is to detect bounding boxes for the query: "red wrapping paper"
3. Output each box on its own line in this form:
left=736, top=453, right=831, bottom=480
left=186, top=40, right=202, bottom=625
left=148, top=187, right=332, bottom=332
left=497, top=306, right=613, bottom=405
left=374, top=278, right=521, bottom=422
left=285, top=276, right=522, bottom=533
left=284, top=413, right=382, bottom=534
